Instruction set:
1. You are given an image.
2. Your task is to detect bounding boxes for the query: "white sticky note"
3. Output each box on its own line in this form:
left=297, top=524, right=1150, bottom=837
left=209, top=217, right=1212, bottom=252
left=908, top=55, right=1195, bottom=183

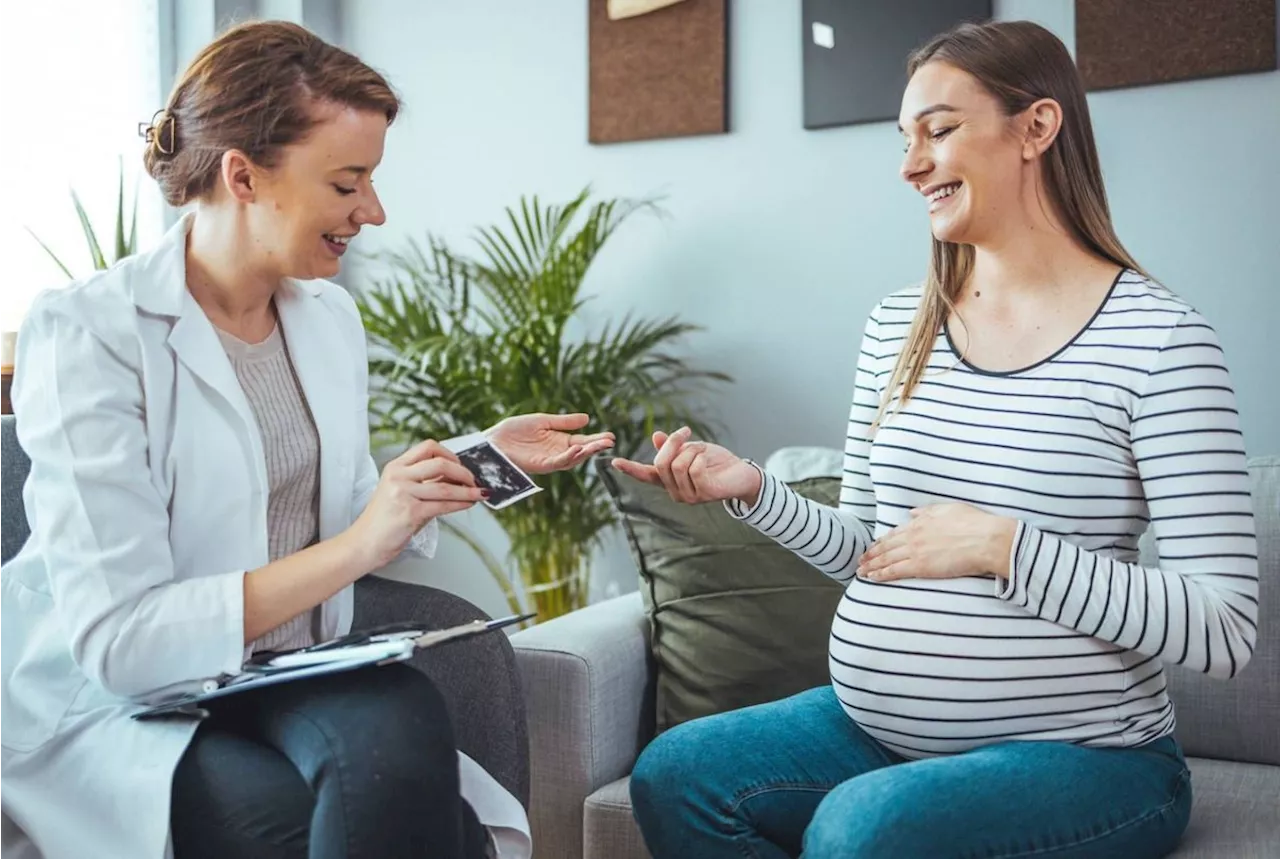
left=812, top=21, right=835, bottom=49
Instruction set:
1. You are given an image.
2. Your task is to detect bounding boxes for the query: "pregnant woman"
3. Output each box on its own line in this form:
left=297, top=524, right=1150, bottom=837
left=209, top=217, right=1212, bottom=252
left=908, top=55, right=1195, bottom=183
left=612, top=20, right=1257, bottom=859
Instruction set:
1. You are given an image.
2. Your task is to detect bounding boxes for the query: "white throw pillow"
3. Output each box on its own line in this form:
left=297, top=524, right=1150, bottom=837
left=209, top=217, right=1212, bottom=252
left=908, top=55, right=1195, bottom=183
left=763, top=446, right=844, bottom=483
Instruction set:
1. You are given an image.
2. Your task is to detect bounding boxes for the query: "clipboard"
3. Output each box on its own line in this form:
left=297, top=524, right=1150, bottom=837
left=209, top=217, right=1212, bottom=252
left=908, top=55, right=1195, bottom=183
left=132, top=613, right=535, bottom=721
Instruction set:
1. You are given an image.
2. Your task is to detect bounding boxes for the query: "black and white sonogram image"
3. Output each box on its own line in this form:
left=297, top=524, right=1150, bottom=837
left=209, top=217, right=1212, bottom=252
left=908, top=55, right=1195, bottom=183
left=454, top=439, right=541, bottom=510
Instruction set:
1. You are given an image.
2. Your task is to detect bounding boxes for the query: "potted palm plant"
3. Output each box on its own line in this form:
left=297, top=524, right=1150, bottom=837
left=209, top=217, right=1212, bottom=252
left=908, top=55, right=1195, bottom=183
left=356, top=189, right=730, bottom=622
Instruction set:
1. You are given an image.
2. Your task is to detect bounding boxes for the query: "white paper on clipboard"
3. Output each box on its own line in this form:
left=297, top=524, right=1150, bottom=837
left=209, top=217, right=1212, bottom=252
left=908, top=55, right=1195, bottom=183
left=133, top=613, right=535, bottom=720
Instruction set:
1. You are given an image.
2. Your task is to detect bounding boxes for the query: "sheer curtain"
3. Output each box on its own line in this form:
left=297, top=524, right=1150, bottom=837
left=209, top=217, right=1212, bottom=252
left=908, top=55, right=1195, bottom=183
left=0, top=0, right=166, bottom=333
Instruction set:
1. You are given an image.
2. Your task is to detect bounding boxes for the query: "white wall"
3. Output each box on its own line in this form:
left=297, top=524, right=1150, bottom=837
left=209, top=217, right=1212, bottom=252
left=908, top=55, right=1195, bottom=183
left=343, top=0, right=1280, bottom=616
left=1, top=0, right=167, bottom=331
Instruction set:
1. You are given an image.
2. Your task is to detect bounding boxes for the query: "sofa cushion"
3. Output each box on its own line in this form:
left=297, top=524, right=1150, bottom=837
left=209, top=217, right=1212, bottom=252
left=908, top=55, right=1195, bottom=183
left=599, top=465, right=843, bottom=732
left=1141, top=456, right=1279, bottom=766
left=1170, top=757, right=1280, bottom=858
left=584, top=776, right=649, bottom=859
left=1, top=414, right=31, bottom=564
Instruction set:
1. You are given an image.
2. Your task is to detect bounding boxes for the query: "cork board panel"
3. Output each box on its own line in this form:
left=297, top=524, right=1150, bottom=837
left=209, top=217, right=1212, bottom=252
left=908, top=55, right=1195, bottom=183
left=1077, top=0, right=1277, bottom=91
left=588, top=0, right=728, bottom=144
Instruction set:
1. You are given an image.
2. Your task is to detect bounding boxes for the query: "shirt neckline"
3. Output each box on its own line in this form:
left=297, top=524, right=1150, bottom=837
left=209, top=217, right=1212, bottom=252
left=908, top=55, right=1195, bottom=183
left=215, top=323, right=283, bottom=362
left=941, top=267, right=1127, bottom=377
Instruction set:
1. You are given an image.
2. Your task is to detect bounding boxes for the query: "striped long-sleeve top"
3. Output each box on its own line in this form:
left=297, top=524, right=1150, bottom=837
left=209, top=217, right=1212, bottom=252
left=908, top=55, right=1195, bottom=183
left=728, top=271, right=1259, bottom=759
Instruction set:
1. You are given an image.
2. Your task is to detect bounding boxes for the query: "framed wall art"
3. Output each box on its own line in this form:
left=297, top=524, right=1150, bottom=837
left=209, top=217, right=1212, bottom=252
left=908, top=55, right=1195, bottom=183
left=801, top=0, right=991, bottom=129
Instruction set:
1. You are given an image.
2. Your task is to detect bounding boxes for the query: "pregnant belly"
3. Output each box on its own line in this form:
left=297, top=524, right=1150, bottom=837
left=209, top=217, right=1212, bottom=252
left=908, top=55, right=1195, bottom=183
left=827, top=576, right=1135, bottom=756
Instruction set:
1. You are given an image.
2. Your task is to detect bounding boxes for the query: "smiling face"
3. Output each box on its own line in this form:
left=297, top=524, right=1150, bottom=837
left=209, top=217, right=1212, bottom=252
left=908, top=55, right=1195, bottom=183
left=237, top=102, right=389, bottom=281
left=898, top=61, right=1032, bottom=247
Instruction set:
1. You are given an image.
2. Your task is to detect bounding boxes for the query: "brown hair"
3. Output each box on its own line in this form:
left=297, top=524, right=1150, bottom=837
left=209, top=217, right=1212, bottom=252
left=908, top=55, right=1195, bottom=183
left=875, top=20, right=1145, bottom=428
left=142, top=20, right=399, bottom=207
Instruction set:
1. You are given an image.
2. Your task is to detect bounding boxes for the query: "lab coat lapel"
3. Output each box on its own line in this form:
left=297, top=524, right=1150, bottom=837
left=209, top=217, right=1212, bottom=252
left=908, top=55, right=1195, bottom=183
left=135, top=214, right=268, bottom=496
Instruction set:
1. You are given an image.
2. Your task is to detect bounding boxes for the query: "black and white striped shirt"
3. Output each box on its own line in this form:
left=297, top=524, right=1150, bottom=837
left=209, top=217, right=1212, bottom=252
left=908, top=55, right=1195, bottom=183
left=730, top=271, right=1259, bottom=759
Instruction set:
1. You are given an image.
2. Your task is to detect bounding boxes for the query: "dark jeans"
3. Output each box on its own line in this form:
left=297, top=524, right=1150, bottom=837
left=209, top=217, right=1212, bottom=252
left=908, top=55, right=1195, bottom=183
left=631, top=686, right=1192, bottom=859
left=170, top=663, right=489, bottom=859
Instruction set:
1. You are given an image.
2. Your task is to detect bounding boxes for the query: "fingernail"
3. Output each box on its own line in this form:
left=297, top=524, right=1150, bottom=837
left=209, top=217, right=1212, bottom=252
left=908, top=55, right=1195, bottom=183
left=481, top=489, right=491, bottom=498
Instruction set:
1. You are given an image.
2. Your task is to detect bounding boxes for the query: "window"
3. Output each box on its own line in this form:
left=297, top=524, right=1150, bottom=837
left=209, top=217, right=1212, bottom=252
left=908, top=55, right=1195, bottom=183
left=0, top=0, right=165, bottom=332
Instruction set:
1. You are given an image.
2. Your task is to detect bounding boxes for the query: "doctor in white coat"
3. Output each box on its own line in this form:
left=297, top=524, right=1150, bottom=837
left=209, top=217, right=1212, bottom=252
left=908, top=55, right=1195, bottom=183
left=1, top=20, right=613, bottom=859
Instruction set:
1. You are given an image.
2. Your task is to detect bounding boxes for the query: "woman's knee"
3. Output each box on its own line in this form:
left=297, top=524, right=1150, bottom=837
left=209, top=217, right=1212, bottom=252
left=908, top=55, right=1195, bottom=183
left=364, top=664, right=455, bottom=755
left=305, top=664, right=457, bottom=779
left=370, top=663, right=452, bottom=720
left=632, top=688, right=843, bottom=820
left=630, top=726, right=686, bottom=815
left=171, top=728, right=312, bottom=858
left=802, top=776, right=910, bottom=859
left=630, top=715, right=730, bottom=817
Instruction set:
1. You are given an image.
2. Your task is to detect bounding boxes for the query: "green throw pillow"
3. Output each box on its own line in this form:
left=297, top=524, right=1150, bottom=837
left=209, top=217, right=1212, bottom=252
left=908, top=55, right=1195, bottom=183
left=599, top=463, right=845, bottom=733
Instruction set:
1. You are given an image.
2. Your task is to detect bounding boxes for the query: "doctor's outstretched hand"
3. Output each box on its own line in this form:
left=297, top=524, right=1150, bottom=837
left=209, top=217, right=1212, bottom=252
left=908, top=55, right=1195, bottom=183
left=611, top=427, right=762, bottom=507
left=486, top=412, right=616, bottom=474
left=349, top=439, right=486, bottom=568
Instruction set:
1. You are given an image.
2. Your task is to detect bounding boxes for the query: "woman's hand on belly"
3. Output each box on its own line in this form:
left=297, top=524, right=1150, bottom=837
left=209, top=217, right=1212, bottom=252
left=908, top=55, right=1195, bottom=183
left=857, top=504, right=1017, bottom=583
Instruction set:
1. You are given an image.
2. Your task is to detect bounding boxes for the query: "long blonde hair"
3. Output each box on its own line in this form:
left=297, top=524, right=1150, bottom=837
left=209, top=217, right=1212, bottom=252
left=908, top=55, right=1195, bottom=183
left=875, top=21, right=1145, bottom=428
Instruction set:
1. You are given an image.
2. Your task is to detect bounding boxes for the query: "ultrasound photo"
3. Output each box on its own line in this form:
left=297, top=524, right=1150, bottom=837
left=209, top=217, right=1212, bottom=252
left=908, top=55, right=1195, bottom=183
left=446, top=435, right=542, bottom=510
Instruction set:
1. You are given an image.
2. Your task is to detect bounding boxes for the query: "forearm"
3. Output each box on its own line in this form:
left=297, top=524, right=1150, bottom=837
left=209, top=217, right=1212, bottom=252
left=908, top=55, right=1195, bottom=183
left=242, top=531, right=374, bottom=644
left=999, top=523, right=1258, bottom=678
left=728, top=466, right=873, bottom=584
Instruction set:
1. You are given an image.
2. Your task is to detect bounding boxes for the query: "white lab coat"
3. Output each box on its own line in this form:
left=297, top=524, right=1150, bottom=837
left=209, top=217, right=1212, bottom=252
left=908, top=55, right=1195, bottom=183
left=0, top=214, right=531, bottom=859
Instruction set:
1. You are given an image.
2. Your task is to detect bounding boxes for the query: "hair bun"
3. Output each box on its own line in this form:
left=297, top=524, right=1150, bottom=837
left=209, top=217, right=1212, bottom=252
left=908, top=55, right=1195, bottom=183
left=138, top=109, right=177, bottom=157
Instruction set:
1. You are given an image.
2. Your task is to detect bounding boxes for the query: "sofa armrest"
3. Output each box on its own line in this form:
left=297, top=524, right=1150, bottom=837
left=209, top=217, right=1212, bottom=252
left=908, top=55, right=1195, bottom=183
left=511, top=592, right=654, bottom=859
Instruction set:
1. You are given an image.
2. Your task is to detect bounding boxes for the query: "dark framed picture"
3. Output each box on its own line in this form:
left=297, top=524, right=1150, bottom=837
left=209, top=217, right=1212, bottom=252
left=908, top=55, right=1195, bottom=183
left=802, top=0, right=992, bottom=129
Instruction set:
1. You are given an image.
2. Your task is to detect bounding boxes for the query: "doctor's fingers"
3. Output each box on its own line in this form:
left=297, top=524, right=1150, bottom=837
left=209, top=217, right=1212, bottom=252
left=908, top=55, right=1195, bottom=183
left=397, top=439, right=461, bottom=466
left=400, top=458, right=476, bottom=487
left=417, top=498, right=477, bottom=519
left=407, top=480, right=487, bottom=503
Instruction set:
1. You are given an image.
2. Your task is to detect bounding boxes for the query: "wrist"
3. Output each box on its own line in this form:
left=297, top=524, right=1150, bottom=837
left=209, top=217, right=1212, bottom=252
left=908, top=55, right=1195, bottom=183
left=986, top=517, right=1018, bottom=578
left=331, top=525, right=379, bottom=578
left=736, top=461, right=764, bottom=508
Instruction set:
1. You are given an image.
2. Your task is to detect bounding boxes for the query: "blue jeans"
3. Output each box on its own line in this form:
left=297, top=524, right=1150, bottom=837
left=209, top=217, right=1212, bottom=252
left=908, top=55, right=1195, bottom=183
left=630, top=687, right=1191, bottom=859
left=170, top=663, right=489, bottom=859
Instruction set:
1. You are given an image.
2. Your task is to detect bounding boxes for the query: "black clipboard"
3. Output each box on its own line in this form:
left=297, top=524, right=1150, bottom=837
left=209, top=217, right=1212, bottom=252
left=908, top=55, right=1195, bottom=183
left=133, top=613, right=534, bottom=721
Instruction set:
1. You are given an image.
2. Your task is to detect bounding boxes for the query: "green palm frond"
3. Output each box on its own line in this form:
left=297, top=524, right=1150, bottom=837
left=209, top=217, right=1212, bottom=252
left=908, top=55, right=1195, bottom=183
left=28, top=157, right=140, bottom=278
left=71, top=189, right=108, bottom=272
left=24, top=227, right=74, bottom=280
left=356, top=189, right=730, bottom=619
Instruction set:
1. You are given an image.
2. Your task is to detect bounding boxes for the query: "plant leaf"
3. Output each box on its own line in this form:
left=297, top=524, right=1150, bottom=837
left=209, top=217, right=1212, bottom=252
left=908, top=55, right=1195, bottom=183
left=114, top=160, right=128, bottom=264
left=24, top=227, right=74, bottom=280
left=127, top=172, right=140, bottom=256
left=71, top=189, right=107, bottom=271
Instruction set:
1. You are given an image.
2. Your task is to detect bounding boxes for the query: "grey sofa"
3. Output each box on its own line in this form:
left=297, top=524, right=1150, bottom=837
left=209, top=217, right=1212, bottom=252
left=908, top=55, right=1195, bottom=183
left=0, top=414, right=530, bottom=842
left=514, top=455, right=1279, bottom=859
